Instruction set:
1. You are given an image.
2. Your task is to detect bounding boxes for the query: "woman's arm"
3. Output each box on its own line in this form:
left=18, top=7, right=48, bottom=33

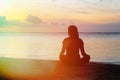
left=59, top=39, right=66, bottom=60
left=60, top=45, right=65, bottom=56
left=59, top=45, right=65, bottom=60
left=80, top=42, right=88, bottom=57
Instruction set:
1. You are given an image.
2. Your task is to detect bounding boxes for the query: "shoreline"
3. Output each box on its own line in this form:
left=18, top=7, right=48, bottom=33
left=0, top=57, right=120, bottom=80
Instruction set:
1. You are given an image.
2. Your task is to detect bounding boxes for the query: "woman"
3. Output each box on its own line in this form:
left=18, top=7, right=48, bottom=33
left=59, top=25, right=90, bottom=65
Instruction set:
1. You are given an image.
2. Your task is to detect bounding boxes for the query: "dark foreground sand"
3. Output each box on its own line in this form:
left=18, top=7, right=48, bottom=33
left=0, top=57, right=120, bottom=80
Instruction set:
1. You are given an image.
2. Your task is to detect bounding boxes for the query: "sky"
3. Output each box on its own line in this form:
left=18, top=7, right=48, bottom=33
left=0, top=0, right=120, bottom=32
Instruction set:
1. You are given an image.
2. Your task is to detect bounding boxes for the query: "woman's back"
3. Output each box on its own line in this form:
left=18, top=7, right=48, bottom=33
left=63, top=37, right=83, bottom=58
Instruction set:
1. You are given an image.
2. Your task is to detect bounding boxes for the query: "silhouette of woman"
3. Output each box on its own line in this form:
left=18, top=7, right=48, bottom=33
left=59, top=25, right=90, bottom=65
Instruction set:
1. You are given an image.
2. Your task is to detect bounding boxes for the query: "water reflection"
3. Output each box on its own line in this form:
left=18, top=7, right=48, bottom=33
left=0, top=32, right=120, bottom=63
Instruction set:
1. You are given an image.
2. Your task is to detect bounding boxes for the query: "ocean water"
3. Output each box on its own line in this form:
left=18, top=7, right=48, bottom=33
left=0, top=32, right=120, bottom=64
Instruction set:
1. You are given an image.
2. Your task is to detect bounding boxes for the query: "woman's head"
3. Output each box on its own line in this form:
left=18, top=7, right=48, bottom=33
left=68, top=25, right=79, bottom=38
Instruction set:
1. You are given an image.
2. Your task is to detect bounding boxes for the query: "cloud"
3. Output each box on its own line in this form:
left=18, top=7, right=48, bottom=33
left=0, top=16, right=7, bottom=27
left=25, top=15, right=42, bottom=24
left=51, top=0, right=57, bottom=2
left=80, top=0, right=120, bottom=14
left=77, top=21, right=120, bottom=32
left=0, top=15, right=120, bottom=32
left=0, top=16, right=22, bottom=28
left=0, top=15, right=44, bottom=28
left=100, top=21, right=120, bottom=32
left=8, top=20, right=22, bottom=26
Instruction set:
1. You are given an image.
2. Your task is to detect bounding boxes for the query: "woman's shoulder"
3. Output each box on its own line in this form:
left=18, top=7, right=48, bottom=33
left=78, top=38, right=83, bottom=41
left=63, top=37, right=69, bottom=42
left=78, top=38, right=84, bottom=44
left=63, top=37, right=83, bottom=42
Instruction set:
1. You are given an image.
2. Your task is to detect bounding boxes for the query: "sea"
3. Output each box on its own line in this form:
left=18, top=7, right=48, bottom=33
left=0, top=32, right=120, bottom=64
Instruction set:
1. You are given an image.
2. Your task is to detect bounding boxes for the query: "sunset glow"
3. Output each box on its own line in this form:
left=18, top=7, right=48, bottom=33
left=0, top=0, right=120, bottom=32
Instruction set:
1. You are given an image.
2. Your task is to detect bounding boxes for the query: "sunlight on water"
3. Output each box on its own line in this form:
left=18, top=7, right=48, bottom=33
left=0, top=32, right=120, bottom=63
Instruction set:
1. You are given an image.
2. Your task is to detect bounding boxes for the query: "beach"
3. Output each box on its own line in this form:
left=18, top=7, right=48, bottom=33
left=0, top=57, right=120, bottom=80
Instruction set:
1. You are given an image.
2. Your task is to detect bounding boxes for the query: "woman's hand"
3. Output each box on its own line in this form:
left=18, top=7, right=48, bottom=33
left=84, top=54, right=90, bottom=60
left=59, top=54, right=63, bottom=60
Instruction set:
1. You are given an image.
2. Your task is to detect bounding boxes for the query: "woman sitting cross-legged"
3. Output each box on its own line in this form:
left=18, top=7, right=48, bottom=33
left=59, top=25, right=90, bottom=65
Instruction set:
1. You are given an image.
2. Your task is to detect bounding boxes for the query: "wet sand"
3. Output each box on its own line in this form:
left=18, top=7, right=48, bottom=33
left=0, top=57, right=120, bottom=80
